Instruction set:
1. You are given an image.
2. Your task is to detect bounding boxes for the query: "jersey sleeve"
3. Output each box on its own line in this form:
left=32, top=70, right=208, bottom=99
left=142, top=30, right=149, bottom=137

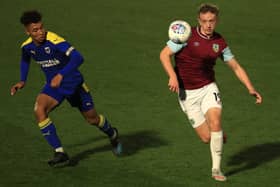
left=221, top=46, right=234, bottom=62
left=167, top=40, right=187, bottom=53
left=20, top=47, right=31, bottom=82
left=56, top=41, right=75, bottom=56
left=58, top=49, right=84, bottom=76
left=56, top=41, right=84, bottom=76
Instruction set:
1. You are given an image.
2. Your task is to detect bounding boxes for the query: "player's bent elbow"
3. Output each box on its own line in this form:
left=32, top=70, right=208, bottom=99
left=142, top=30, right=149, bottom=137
left=71, top=50, right=84, bottom=65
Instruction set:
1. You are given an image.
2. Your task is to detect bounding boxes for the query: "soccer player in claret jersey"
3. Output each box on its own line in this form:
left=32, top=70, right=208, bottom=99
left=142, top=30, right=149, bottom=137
left=160, top=3, right=262, bottom=181
left=10, top=10, right=122, bottom=167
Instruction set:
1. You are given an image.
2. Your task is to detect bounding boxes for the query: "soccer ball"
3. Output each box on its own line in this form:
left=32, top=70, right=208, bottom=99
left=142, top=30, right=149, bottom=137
left=168, top=20, right=191, bottom=44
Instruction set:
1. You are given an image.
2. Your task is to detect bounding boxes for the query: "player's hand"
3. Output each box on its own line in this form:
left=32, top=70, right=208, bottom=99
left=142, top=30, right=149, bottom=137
left=51, top=74, right=63, bottom=88
left=249, top=90, right=262, bottom=104
left=10, top=81, right=25, bottom=96
left=168, top=76, right=179, bottom=93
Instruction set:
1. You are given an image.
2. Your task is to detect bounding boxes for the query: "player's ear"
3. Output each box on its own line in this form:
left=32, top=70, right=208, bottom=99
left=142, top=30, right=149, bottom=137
left=24, top=27, right=30, bottom=36
left=197, top=14, right=201, bottom=24
left=197, top=17, right=201, bottom=25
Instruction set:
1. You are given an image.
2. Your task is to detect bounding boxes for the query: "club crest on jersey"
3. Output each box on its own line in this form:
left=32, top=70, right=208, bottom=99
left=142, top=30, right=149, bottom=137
left=212, top=44, right=219, bottom=53
left=30, top=50, right=36, bottom=55
left=44, top=47, right=51, bottom=54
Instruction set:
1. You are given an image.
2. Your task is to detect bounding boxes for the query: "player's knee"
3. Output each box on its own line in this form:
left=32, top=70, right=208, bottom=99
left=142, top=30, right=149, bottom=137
left=200, top=135, right=211, bottom=143
left=209, top=120, right=221, bottom=131
left=34, top=103, right=47, bottom=121
left=86, top=116, right=99, bottom=126
left=34, top=105, right=44, bottom=114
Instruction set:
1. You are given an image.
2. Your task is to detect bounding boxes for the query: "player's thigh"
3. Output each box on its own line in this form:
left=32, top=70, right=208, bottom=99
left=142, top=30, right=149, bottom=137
left=178, top=90, right=205, bottom=128
left=37, top=84, right=65, bottom=112
left=201, top=82, right=222, bottom=114
left=67, top=83, right=94, bottom=111
left=201, top=83, right=222, bottom=131
left=34, top=93, right=59, bottom=122
left=179, top=94, right=211, bottom=142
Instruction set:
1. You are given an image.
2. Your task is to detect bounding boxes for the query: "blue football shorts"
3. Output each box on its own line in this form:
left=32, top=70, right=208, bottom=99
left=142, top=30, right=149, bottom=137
left=41, top=82, right=94, bottom=112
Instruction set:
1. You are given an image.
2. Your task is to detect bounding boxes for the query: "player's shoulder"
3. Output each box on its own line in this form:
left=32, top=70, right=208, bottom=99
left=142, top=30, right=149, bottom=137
left=46, top=31, right=66, bottom=44
left=213, top=31, right=225, bottom=40
left=191, top=27, right=197, bottom=32
left=21, top=37, right=32, bottom=48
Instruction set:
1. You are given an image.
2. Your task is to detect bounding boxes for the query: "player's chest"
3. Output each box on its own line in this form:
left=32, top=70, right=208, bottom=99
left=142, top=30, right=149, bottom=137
left=185, top=39, right=223, bottom=59
left=29, top=45, right=57, bottom=60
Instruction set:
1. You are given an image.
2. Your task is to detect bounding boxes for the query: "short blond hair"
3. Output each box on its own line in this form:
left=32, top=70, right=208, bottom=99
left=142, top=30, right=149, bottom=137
left=198, top=3, right=219, bottom=16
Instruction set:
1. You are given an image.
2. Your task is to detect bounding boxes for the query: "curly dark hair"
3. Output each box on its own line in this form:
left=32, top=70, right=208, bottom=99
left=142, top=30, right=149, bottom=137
left=20, top=10, right=42, bottom=26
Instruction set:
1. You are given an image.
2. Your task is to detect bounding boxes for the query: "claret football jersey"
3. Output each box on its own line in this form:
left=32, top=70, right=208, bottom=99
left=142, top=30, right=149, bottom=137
left=167, top=27, right=234, bottom=90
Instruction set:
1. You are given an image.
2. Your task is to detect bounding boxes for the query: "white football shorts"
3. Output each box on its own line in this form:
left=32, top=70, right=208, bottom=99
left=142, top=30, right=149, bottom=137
left=178, top=82, right=222, bottom=128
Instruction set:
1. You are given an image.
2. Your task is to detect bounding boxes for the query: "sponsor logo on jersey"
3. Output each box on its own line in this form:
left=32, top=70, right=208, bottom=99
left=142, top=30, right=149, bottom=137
left=36, top=58, right=61, bottom=68
left=212, top=44, right=219, bottom=53
left=44, top=47, right=51, bottom=54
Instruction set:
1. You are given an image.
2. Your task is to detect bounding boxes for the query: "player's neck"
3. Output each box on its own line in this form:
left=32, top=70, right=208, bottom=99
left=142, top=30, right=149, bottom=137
left=198, top=27, right=213, bottom=39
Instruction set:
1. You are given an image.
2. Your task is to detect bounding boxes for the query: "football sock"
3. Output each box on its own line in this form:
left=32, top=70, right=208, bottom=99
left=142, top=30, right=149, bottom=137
left=55, top=147, right=64, bottom=153
left=39, top=118, right=63, bottom=150
left=98, top=115, right=115, bottom=138
left=210, top=131, right=223, bottom=171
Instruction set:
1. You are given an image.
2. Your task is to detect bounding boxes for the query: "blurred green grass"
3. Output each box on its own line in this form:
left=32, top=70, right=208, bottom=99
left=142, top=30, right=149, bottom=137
left=1, top=0, right=280, bottom=186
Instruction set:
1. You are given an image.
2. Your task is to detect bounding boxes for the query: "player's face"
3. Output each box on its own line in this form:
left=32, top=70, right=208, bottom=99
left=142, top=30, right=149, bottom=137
left=198, top=12, right=218, bottom=36
left=25, top=22, right=46, bottom=45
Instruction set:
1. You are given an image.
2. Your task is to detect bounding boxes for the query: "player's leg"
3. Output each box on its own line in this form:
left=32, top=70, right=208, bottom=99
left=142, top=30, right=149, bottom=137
left=81, top=109, right=122, bottom=155
left=193, top=121, right=211, bottom=143
left=205, top=108, right=226, bottom=181
left=35, top=85, right=69, bottom=167
left=81, top=109, right=115, bottom=139
left=202, top=83, right=226, bottom=181
left=67, top=83, right=122, bottom=155
left=178, top=88, right=211, bottom=143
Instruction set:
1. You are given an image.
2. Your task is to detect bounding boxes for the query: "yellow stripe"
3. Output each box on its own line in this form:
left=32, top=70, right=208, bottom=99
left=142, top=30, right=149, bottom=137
left=98, top=115, right=105, bottom=127
left=46, top=31, right=65, bottom=44
left=21, top=37, right=32, bottom=48
left=38, top=118, right=52, bottom=129
left=82, top=83, right=90, bottom=93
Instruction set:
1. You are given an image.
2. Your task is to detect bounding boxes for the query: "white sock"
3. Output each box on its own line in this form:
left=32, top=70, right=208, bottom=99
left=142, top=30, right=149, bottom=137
left=210, top=131, right=223, bottom=171
left=55, top=147, right=64, bottom=153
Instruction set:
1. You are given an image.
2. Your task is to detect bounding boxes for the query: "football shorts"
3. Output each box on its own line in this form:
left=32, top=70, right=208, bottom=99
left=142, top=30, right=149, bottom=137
left=178, top=82, right=222, bottom=128
left=41, top=82, right=94, bottom=111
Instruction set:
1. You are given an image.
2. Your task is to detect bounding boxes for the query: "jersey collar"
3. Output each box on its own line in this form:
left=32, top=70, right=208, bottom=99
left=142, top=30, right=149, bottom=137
left=196, top=26, right=215, bottom=40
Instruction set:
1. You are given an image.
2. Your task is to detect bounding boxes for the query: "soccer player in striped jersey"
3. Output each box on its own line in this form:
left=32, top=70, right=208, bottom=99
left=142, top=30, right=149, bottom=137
left=160, top=3, right=262, bottom=181
left=10, top=10, right=122, bottom=167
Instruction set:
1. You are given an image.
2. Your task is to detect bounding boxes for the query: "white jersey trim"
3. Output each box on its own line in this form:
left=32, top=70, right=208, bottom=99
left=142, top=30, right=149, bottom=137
left=222, top=47, right=234, bottom=62
left=167, top=40, right=187, bottom=53
left=66, top=46, right=75, bottom=56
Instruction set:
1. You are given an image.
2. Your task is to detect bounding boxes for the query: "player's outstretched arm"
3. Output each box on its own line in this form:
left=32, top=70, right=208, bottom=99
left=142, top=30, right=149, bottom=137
left=226, top=58, right=262, bottom=104
left=10, top=81, right=25, bottom=96
left=160, top=46, right=179, bottom=93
